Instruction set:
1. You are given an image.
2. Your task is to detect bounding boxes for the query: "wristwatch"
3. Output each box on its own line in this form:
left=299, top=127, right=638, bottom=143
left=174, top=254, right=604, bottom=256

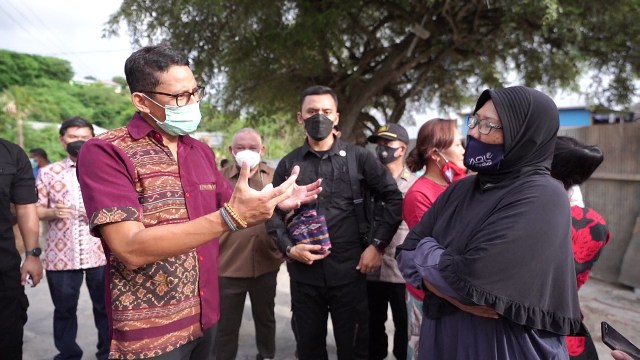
left=370, top=238, right=387, bottom=252
left=26, top=247, right=42, bottom=257
left=285, top=245, right=293, bottom=257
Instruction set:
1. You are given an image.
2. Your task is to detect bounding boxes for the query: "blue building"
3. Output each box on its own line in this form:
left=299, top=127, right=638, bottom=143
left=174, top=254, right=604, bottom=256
left=406, top=105, right=636, bottom=143
left=558, top=107, right=591, bottom=128
left=456, top=106, right=596, bottom=137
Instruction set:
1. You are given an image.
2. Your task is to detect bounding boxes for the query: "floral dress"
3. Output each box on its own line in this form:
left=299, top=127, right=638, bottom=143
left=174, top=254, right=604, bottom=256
left=566, top=205, right=611, bottom=360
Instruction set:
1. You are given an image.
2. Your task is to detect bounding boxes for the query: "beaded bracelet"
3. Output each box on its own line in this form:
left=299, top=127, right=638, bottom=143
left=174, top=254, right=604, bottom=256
left=219, top=206, right=239, bottom=232
left=223, top=202, right=248, bottom=229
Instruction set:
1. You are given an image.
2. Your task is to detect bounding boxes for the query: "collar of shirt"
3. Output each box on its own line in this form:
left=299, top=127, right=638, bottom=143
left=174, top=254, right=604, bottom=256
left=399, top=167, right=412, bottom=181
left=60, top=157, right=76, bottom=169
left=301, top=136, right=347, bottom=158
left=224, top=162, right=271, bottom=180
left=127, top=112, right=199, bottom=148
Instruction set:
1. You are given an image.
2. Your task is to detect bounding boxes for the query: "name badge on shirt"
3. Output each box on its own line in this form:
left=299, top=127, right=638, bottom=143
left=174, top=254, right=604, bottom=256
left=199, top=184, right=217, bottom=191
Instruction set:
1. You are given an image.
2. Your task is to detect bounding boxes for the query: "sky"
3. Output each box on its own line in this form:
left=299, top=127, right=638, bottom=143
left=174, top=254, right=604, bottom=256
left=0, top=0, right=131, bottom=81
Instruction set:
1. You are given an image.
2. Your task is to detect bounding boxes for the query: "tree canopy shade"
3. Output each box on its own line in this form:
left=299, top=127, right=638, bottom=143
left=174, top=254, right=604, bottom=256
left=107, top=0, right=640, bottom=142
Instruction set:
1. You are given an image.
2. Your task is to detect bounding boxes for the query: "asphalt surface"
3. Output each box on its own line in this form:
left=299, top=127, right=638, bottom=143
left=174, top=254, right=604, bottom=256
left=23, top=264, right=640, bottom=359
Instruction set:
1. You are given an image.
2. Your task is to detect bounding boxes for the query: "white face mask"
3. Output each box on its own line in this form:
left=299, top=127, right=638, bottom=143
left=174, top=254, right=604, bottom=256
left=142, top=94, right=202, bottom=135
left=234, top=149, right=261, bottom=169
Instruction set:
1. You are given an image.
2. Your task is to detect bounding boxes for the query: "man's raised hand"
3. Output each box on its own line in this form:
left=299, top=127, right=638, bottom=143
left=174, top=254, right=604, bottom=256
left=227, top=164, right=320, bottom=227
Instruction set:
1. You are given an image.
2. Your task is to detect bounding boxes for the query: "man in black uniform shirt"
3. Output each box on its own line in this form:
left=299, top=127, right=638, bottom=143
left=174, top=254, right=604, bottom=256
left=0, top=138, right=43, bottom=359
left=267, top=86, right=402, bottom=359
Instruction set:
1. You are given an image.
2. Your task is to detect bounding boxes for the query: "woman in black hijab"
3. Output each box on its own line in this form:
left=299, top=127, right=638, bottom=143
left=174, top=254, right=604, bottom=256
left=397, top=86, right=582, bottom=359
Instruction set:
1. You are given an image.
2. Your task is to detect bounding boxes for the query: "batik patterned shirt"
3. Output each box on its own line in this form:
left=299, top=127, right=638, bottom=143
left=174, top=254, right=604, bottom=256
left=36, top=157, right=106, bottom=270
left=77, top=113, right=232, bottom=359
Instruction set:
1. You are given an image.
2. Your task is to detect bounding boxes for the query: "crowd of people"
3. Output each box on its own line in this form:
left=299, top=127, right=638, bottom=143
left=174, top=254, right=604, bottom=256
left=1, top=43, right=635, bottom=360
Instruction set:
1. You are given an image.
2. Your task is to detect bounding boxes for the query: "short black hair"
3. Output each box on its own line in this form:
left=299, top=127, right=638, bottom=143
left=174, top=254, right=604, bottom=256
left=551, top=136, right=604, bottom=190
left=29, top=148, right=48, bottom=160
left=60, top=117, right=94, bottom=137
left=300, top=85, right=338, bottom=109
left=124, top=44, right=190, bottom=94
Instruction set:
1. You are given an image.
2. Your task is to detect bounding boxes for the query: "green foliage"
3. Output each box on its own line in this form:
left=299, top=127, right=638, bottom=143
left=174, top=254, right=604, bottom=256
left=0, top=51, right=134, bottom=158
left=112, top=76, right=128, bottom=87
left=1, top=80, right=132, bottom=129
left=67, top=84, right=132, bottom=129
left=0, top=49, right=73, bottom=91
left=107, top=0, right=640, bottom=142
left=242, top=110, right=303, bottom=160
left=200, top=103, right=301, bottom=160
left=23, top=125, right=67, bottom=162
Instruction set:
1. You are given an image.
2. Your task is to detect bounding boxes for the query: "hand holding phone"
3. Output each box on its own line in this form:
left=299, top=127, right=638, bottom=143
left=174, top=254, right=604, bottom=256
left=601, top=321, right=640, bottom=360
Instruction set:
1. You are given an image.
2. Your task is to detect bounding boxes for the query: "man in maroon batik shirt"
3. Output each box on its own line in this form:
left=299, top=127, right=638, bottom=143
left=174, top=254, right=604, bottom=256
left=77, top=44, right=320, bottom=360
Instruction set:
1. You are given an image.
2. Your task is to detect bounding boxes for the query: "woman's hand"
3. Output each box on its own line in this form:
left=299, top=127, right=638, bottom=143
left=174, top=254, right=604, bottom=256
left=449, top=300, right=500, bottom=319
left=423, top=279, right=499, bottom=319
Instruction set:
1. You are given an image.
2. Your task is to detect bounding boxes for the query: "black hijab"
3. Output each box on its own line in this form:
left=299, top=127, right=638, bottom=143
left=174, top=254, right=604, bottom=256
left=399, top=86, right=582, bottom=335
left=473, top=86, right=559, bottom=188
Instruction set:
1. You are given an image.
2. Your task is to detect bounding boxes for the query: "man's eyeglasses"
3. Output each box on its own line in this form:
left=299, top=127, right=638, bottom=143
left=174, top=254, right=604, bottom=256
left=142, top=85, right=206, bottom=107
left=467, top=115, right=503, bottom=135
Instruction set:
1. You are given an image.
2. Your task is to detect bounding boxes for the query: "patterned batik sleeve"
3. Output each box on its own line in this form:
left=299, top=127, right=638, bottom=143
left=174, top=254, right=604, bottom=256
left=77, top=137, right=142, bottom=237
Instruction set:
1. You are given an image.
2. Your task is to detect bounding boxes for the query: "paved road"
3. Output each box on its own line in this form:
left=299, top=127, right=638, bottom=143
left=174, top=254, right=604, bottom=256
left=23, top=264, right=639, bottom=359
left=23, top=265, right=332, bottom=360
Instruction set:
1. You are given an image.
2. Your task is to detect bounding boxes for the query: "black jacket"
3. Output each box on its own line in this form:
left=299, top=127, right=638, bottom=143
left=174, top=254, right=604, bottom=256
left=266, top=138, right=402, bottom=287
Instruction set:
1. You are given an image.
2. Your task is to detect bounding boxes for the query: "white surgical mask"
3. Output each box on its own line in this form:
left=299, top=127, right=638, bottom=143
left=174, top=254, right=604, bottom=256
left=142, top=94, right=202, bottom=136
left=234, top=150, right=261, bottom=169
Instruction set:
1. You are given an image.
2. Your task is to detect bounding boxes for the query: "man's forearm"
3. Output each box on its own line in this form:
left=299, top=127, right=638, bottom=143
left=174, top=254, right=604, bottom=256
left=36, top=205, right=56, bottom=221
left=415, top=238, right=464, bottom=301
left=100, top=210, right=230, bottom=269
left=373, top=188, right=403, bottom=245
left=15, top=203, right=40, bottom=252
left=266, top=211, right=291, bottom=254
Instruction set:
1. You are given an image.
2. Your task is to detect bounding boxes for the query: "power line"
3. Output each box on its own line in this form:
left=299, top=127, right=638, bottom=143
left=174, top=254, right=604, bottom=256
left=3, top=0, right=100, bottom=77
left=0, top=5, right=60, bottom=55
left=2, top=0, right=68, bottom=54
left=46, top=49, right=132, bottom=56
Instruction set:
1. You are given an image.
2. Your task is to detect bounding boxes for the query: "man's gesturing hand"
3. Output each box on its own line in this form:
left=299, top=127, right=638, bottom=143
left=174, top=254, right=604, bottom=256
left=228, top=164, right=309, bottom=226
left=277, top=179, right=322, bottom=212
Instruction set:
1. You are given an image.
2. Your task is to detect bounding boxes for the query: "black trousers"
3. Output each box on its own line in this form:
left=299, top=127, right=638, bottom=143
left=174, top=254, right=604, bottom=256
left=0, top=288, right=28, bottom=360
left=290, top=278, right=369, bottom=360
left=216, top=270, right=278, bottom=360
left=367, top=281, right=408, bottom=360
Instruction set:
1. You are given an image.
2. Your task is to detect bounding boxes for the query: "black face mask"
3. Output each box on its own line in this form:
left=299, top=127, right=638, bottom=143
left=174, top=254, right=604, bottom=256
left=463, top=135, right=504, bottom=172
left=375, top=144, right=399, bottom=165
left=304, top=113, right=334, bottom=141
left=66, top=140, right=86, bottom=158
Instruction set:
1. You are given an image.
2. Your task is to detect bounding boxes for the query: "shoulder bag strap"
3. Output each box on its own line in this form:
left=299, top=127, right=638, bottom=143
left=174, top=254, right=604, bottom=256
left=346, top=146, right=369, bottom=238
